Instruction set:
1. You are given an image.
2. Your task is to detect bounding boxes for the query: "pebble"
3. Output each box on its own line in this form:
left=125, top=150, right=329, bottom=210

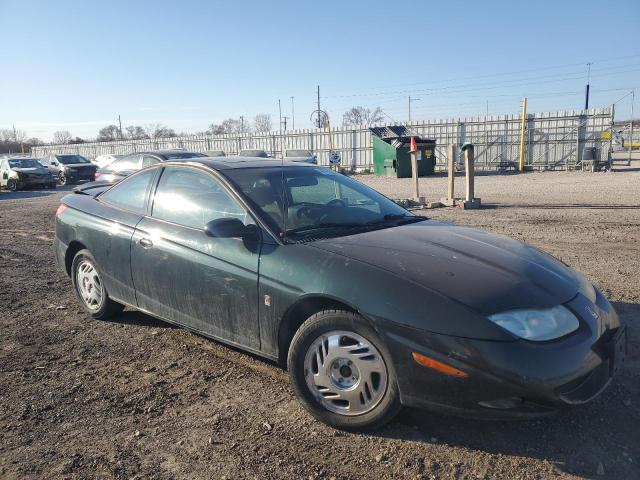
left=134, top=430, right=142, bottom=437
left=262, top=422, right=273, bottom=431
left=375, top=453, right=385, bottom=463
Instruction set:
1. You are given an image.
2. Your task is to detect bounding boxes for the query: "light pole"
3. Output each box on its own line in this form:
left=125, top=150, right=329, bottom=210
left=584, top=62, right=592, bottom=110
left=278, top=99, right=282, bottom=131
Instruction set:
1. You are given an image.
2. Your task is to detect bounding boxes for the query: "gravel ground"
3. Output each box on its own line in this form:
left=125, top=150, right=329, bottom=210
left=0, top=169, right=639, bottom=480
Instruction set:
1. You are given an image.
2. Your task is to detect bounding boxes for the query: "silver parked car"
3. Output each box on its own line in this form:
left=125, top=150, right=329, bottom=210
left=285, top=149, right=317, bottom=164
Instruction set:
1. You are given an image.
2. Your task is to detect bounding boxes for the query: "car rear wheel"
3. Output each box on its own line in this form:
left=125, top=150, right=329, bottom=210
left=288, top=310, right=401, bottom=430
left=71, top=249, right=124, bottom=319
left=7, top=179, right=19, bottom=191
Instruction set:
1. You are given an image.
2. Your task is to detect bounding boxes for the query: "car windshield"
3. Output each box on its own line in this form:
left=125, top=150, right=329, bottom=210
left=163, top=152, right=207, bottom=160
left=286, top=150, right=312, bottom=157
left=58, top=155, right=90, bottom=164
left=224, top=166, right=423, bottom=241
left=8, top=159, right=43, bottom=168
left=239, top=150, right=269, bottom=158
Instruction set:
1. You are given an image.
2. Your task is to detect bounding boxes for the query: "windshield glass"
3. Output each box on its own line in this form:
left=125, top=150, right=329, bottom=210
left=8, top=159, right=43, bottom=168
left=224, top=166, right=421, bottom=241
left=58, top=154, right=90, bottom=164
left=163, top=152, right=207, bottom=160
left=239, top=150, right=269, bottom=158
left=286, top=150, right=312, bottom=157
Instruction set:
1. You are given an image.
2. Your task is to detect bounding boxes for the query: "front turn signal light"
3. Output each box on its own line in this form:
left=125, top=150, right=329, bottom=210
left=412, top=352, right=468, bottom=378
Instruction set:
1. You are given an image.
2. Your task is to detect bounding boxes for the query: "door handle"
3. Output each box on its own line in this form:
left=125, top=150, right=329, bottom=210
left=139, top=238, right=153, bottom=248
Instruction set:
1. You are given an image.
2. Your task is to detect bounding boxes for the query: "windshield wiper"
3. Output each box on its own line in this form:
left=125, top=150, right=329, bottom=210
left=285, top=222, right=365, bottom=235
left=365, top=214, right=427, bottom=225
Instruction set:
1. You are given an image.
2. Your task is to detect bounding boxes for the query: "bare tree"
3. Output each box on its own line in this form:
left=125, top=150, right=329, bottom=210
left=145, top=123, right=176, bottom=139
left=97, top=125, right=120, bottom=142
left=126, top=125, right=149, bottom=140
left=342, top=106, right=384, bottom=126
left=207, top=123, right=225, bottom=135
left=254, top=113, right=272, bottom=133
left=53, top=130, right=73, bottom=144
left=207, top=118, right=251, bottom=135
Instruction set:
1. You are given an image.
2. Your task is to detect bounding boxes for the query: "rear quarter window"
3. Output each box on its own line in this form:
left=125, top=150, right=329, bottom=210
left=99, top=169, right=156, bottom=213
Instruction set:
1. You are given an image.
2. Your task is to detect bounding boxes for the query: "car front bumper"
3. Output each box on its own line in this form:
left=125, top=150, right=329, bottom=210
left=14, top=175, right=54, bottom=188
left=377, top=291, right=626, bottom=418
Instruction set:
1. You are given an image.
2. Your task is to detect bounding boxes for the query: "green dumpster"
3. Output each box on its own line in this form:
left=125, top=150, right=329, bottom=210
left=370, top=126, right=436, bottom=178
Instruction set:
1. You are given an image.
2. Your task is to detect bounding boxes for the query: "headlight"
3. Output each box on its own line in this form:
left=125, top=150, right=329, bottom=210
left=488, top=305, right=579, bottom=341
left=9, top=170, right=19, bottom=179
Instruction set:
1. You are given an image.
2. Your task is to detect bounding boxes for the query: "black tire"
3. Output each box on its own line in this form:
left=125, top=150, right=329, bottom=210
left=57, top=171, right=67, bottom=185
left=71, top=249, right=124, bottom=319
left=7, top=179, right=19, bottom=192
left=287, top=310, right=402, bottom=431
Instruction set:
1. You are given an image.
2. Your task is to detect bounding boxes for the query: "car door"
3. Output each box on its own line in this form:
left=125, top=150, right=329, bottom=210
left=130, top=165, right=261, bottom=349
left=0, top=159, right=8, bottom=187
left=90, top=168, right=159, bottom=305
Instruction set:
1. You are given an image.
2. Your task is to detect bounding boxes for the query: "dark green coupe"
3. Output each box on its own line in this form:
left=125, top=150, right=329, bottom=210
left=54, top=157, right=626, bottom=430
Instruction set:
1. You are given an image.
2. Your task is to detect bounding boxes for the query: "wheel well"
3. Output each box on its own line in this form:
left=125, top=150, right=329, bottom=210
left=277, top=296, right=357, bottom=367
left=64, top=241, right=86, bottom=276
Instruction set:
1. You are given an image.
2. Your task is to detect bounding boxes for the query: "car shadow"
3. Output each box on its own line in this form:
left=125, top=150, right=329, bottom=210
left=372, top=300, right=639, bottom=478
left=104, top=310, right=177, bottom=329
left=0, top=190, right=57, bottom=200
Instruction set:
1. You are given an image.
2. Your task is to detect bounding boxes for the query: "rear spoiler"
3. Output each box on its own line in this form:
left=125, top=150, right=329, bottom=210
left=72, top=181, right=112, bottom=197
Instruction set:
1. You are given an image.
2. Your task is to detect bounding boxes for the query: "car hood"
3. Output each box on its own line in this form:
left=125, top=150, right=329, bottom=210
left=12, top=167, right=49, bottom=174
left=310, top=220, right=580, bottom=315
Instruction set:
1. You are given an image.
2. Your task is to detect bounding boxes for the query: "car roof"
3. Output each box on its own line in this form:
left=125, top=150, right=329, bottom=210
left=134, top=149, right=192, bottom=156
left=165, top=156, right=317, bottom=170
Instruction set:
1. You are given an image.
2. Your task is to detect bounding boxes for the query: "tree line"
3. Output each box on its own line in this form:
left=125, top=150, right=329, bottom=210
left=1, top=106, right=384, bottom=152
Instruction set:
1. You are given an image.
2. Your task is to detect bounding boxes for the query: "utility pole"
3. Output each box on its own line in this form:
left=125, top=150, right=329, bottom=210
left=584, top=62, right=592, bottom=110
left=118, top=115, right=123, bottom=140
left=317, top=85, right=321, bottom=127
left=290, top=96, right=295, bottom=130
left=629, top=88, right=635, bottom=166
left=240, top=115, right=244, bottom=133
left=283, top=116, right=289, bottom=131
left=278, top=99, right=282, bottom=131
left=408, top=96, right=420, bottom=123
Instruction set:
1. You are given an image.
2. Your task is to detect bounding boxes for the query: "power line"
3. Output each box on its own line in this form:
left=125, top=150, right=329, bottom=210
left=322, top=54, right=640, bottom=98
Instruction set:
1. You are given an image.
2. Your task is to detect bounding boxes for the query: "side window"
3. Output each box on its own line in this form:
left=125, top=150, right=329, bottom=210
left=110, top=154, right=140, bottom=172
left=152, top=167, right=247, bottom=229
left=142, top=155, right=160, bottom=168
left=100, top=169, right=156, bottom=213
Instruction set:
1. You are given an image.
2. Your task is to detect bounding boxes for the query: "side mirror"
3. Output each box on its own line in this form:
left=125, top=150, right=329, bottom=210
left=51, top=161, right=58, bottom=166
left=204, top=217, right=253, bottom=238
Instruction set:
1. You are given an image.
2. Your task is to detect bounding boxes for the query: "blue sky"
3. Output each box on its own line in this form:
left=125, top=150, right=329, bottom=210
left=1, top=0, right=638, bottom=141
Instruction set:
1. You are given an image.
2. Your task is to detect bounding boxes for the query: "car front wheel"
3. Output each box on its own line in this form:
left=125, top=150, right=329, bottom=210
left=288, top=310, right=401, bottom=430
left=71, top=249, right=124, bottom=319
left=58, top=171, right=67, bottom=185
left=7, top=179, right=19, bottom=191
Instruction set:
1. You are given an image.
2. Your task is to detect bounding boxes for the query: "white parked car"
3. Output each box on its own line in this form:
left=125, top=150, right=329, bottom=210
left=92, top=154, right=123, bottom=168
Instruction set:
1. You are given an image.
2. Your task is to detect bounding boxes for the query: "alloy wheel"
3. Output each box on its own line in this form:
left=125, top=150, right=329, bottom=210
left=75, top=259, right=104, bottom=311
left=7, top=179, right=18, bottom=192
left=303, top=330, right=388, bottom=416
left=58, top=172, right=66, bottom=185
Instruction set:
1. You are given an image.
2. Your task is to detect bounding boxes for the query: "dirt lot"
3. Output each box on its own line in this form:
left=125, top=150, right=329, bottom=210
left=1, top=169, right=639, bottom=480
